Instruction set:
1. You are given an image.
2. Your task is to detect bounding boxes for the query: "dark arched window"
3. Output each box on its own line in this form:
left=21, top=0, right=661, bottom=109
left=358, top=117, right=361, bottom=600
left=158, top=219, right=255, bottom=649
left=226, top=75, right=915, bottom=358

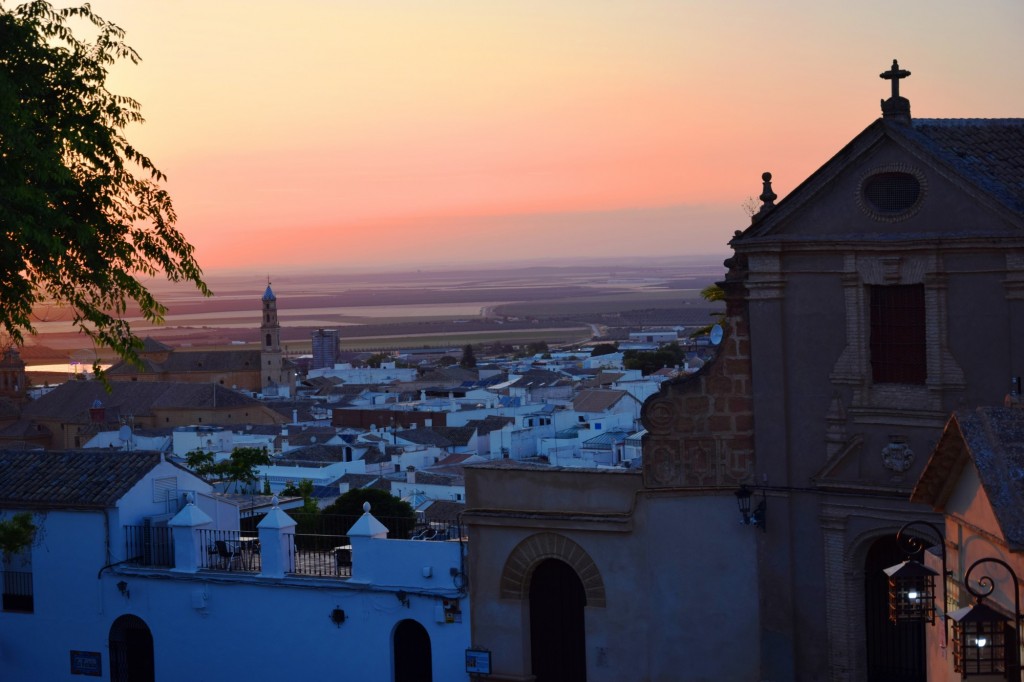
left=109, top=614, right=155, bottom=682
left=393, top=619, right=431, bottom=682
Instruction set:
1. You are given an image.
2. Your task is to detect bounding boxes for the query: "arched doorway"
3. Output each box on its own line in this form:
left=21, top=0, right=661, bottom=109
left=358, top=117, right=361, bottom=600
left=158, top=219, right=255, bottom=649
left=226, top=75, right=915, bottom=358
left=108, top=614, right=154, bottom=682
left=530, top=558, right=587, bottom=682
left=393, top=619, right=432, bottom=682
left=864, top=535, right=926, bottom=682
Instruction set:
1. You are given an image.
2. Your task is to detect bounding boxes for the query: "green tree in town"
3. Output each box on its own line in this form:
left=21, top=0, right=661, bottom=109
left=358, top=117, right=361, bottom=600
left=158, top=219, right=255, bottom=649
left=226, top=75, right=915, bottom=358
left=623, top=342, right=687, bottom=375
left=185, top=447, right=271, bottom=493
left=219, top=446, right=271, bottom=493
left=321, top=488, right=416, bottom=537
left=184, top=449, right=218, bottom=478
left=590, top=342, right=619, bottom=357
left=282, top=478, right=319, bottom=534
left=0, top=2, right=209, bottom=371
left=0, top=512, right=36, bottom=556
left=460, top=344, right=477, bottom=368
left=690, top=283, right=726, bottom=338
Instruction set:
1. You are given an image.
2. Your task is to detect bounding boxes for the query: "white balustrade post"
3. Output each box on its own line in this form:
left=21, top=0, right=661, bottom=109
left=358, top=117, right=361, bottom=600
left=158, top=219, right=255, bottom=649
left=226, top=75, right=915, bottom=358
left=258, top=497, right=297, bottom=578
left=168, top=496, right=213, bottom=573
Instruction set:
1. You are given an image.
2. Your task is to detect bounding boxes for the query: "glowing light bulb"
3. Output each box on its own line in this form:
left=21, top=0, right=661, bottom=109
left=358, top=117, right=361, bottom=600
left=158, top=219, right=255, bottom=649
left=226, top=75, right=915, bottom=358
left=976, top=637, right=988, bottom=648
left=907, top=591, right=919, bottom=601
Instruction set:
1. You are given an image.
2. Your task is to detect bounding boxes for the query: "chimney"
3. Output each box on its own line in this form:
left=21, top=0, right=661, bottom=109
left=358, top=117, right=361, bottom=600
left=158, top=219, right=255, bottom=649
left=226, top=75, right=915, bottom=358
left=406, top=466, right=416, bottom=484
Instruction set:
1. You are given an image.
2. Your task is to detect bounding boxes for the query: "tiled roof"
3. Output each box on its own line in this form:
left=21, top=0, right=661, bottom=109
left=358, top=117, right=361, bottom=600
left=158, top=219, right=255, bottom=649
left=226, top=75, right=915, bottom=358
left=420, top=499, right=464, bottom=522
left=433, top=426, right=475, bottom=447
left=139, top=337, right=173, bottom=353
left=0, top=449, right=161, bottom=509
left=572, top=388, right=631, bottom=413
left=22, top=381, right=263, bottom=421
left=582, top=429, right=632, bottom=449
left=411, top=470, right=464, bottom=486
left=276, top=444, right=351, bottom=464
left=108, top=349, right=262, bottom=375
left=463, top=415, right=514, bottom=435
left=912, top=406, right=1024, bottom=550
left=337, top=473, right=391, bottom=492
left=509, top=369, right=571, bottom=388
left=908, top=119, right=1024, bottom=216
left=395, top=428, right=453, bottom=447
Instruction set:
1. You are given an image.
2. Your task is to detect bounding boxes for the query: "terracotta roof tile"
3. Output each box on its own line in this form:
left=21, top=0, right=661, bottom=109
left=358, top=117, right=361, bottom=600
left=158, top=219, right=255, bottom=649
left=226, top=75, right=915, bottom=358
left=0, top=449, right=161, bottom=509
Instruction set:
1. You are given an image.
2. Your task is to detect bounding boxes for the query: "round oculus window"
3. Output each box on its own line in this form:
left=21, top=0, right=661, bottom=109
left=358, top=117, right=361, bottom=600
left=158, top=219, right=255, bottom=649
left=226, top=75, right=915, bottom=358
left=858, top=169, right=925, bottom=221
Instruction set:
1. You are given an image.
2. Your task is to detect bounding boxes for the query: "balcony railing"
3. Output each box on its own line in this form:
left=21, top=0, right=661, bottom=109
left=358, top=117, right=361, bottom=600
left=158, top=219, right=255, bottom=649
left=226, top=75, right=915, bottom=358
left=198, top=529, right=261, bottom=573
left=287, top=533, right=351, bottom=578
left=124, top=524, right=175, bottom=568
left=2, top=571, right=34, bottom=612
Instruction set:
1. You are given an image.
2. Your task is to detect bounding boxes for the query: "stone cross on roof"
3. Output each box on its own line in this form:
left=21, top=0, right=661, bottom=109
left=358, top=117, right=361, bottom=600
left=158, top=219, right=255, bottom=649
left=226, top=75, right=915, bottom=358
left=880, top=59, right=911, bottom=99
left=879, top=59, right=912, bottom=123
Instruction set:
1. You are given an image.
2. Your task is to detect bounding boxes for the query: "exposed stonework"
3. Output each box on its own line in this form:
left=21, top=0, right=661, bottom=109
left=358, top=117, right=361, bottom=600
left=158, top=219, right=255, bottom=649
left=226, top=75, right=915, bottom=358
left=499, top=532, right=606, bottom=607
left=642, top=274, right=755, bottom=489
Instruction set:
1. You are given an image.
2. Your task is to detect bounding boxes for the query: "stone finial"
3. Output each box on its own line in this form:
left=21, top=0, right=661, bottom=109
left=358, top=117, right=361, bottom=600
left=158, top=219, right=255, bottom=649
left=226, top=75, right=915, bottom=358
left=362, top=501, right=371, bottom=513
left=271, top=494, right=279, bottom=508
left=759, top=172, right=777, bottom=209
left=879, top=59, right=911, bottom=123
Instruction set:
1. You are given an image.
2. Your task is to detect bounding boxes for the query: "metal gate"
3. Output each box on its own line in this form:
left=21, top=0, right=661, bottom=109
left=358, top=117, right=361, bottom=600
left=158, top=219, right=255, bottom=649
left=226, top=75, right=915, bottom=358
left=864, top=536, right=926, bottom=682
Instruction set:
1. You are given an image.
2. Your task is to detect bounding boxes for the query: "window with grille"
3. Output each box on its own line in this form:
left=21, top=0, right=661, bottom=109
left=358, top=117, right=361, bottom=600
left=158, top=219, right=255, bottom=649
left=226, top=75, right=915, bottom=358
left=870, top=284, right=926, bottom=384
left=863, top=172, right=921, bottom=214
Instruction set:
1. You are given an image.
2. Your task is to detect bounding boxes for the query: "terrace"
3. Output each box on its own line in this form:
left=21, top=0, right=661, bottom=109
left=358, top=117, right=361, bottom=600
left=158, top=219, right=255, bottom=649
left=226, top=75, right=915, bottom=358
left=123, top=514, right=463, bottom=579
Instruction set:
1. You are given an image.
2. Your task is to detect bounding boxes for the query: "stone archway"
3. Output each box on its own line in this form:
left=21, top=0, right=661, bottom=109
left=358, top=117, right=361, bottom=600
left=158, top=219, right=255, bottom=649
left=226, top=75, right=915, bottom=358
left=499, top=532, right=605, bottom=606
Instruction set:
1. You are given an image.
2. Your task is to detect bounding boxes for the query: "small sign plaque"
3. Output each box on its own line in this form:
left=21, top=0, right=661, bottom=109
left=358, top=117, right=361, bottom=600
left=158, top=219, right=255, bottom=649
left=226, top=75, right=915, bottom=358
left=70, top=650, right=102, bottom=677
left=465, top=648, right=491, bottom=675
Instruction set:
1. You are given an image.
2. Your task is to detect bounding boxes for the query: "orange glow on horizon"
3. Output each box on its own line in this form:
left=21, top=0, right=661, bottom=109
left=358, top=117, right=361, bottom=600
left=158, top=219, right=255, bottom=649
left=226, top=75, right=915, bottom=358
left=68, top=0, right=1024, bottom=273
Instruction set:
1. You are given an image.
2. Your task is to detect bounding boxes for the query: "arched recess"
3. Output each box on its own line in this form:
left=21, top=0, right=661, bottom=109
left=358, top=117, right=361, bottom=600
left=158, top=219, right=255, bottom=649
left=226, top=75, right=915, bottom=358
left=393, top=618, right=432, bottom=682
left=499, top=532, right=605, bottom=606
left=108, top=614, right=155, bottom=682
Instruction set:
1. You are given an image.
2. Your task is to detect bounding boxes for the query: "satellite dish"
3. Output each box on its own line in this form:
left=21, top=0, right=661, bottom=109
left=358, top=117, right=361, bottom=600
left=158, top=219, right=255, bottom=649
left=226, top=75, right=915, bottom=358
left=118, top=425, right=132, bottom=442
left=710, top=324, right=724, bottom=346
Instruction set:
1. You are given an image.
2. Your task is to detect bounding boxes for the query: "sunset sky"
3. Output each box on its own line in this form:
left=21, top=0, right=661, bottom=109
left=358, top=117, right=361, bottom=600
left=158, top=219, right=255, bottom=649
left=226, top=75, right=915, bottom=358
left=75, top=0, right=1024, bottom=273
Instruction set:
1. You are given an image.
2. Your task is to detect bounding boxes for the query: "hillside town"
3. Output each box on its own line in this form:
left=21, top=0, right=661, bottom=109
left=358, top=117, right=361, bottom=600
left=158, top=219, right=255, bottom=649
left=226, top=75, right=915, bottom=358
left=3, top=62, right=1024, bottom=682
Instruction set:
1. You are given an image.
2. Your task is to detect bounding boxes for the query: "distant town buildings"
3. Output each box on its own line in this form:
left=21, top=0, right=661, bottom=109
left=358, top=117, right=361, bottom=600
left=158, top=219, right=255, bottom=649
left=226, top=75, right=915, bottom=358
left=311, top=328, right=340, bottom=370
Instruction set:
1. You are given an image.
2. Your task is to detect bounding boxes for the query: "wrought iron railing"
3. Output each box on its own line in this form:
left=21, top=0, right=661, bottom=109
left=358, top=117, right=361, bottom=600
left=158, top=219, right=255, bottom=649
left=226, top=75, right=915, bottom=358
left=287, top=533, right=351, bottom=578
left=285, top=513, right=463, bottom=541
left=198, top=529, right=260, bottom=572
left=124, top=524, right=175, bottom=568
left=1, top=571, right=33, bottom=612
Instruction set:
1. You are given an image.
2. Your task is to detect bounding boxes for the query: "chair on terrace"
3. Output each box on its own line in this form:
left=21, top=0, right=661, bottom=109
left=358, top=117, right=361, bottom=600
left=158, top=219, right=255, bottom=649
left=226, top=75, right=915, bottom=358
left=215, top=540, right=240, bottom=570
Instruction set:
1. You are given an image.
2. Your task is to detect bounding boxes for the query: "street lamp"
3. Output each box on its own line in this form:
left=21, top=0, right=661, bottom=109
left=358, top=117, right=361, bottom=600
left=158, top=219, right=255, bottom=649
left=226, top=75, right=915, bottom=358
left=734, top=485, right=766, bottom=532
left=949, top=557, right=1021, bottom=679
left=884, top=521, right=947, bottom=630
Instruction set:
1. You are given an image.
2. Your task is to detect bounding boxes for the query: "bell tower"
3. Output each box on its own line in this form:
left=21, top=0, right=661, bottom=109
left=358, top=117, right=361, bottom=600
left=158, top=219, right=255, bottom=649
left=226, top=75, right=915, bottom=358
left=260, top=280, right=283, bottom=395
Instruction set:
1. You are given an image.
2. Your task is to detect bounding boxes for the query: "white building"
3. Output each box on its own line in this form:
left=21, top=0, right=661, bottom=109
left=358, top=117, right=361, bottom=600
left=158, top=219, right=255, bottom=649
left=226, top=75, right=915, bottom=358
left=0, top=449, right=470, bottom=681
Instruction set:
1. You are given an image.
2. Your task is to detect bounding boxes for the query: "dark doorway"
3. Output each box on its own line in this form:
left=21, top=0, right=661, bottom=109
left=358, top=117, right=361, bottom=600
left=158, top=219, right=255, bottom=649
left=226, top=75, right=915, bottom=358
left=393, top=619, right=432, bottom=682
left=864, top=535, right=926, bottom=682
left=530, top=558, right=587, bottom=682
left=108, top=614, right=155, bottom=682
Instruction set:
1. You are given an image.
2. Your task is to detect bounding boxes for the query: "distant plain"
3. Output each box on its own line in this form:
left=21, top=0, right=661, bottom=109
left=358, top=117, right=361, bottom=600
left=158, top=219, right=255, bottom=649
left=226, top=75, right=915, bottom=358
left=22, top=256, right=727, bottom=369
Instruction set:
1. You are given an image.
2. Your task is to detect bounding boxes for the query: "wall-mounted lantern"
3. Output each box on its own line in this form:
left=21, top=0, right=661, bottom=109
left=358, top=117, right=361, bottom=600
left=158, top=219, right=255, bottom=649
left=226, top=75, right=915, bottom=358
left=883, top=521, right=947, bottom=631
left=885, top=560, right=939, bottom=623
left=734, top=485, right=766, bottom=532
left=950, top=557, right=1021, bottom=679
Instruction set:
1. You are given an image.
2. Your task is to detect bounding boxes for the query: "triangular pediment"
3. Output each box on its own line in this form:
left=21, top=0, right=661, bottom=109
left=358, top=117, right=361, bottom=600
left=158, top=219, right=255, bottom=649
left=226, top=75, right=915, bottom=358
left=737, top=119, right=1024, bottom=245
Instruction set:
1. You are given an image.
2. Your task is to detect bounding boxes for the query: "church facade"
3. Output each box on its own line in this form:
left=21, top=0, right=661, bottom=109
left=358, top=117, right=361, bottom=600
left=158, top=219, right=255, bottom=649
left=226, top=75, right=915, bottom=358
left=108, top=283, right=296, bottom=397
left=465, top=62, right=1024, bottom=681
